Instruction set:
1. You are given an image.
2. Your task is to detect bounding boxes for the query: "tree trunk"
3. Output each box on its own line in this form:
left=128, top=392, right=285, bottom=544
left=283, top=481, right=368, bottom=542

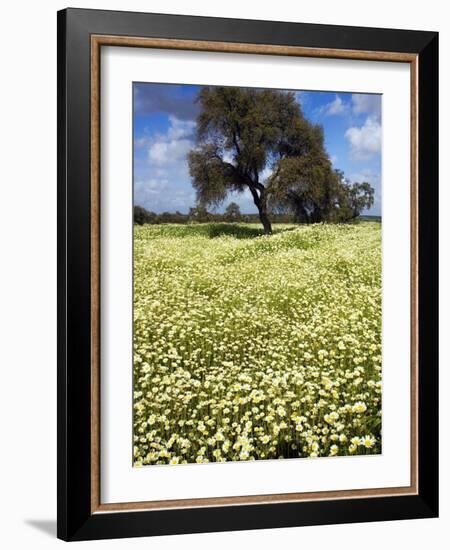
left=256, top=193, right=273, bottom=235
left=258, top=207, right=273, bottom=235
left=248, top=184, right=272, bottom=234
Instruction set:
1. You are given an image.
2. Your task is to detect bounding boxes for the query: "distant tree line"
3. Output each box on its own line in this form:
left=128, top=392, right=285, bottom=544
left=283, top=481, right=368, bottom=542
left=134, top=198, right=379, bottom=226
left=134, top=202, right=300, bottom=225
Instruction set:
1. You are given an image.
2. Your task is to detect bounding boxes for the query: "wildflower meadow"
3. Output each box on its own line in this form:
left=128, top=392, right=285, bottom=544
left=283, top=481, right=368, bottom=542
left=133, top=222, right=382, bottom=466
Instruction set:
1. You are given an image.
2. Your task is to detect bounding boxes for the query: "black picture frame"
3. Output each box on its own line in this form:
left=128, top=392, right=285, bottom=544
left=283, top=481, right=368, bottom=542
left=57, top=7, right=438, bottom=541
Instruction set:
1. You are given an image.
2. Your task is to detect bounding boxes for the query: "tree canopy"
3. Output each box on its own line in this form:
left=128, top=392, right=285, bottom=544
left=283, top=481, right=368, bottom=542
left=224, top=202, right=242, bottom=221
left=269, top=166, right=374, bottom=224
left=186, top=86, right=375, bottom=233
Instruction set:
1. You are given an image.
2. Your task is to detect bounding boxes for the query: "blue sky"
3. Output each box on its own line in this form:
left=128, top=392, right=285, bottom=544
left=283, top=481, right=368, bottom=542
left=134, top=83, right=382, bottom=216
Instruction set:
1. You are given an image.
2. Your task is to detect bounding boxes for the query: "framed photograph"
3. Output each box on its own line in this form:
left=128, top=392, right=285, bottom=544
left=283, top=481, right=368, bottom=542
left=57, top=8, right=438, bottom=541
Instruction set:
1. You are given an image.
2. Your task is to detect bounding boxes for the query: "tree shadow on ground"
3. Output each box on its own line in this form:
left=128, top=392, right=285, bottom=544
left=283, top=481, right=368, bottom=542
left=205, top=224, right=265, bottom=239
left=201, top=223, right=298, bottom=239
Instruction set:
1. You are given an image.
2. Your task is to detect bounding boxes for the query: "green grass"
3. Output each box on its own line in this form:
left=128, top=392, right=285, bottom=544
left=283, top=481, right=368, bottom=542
left=133, top=222, right=382, bottom=466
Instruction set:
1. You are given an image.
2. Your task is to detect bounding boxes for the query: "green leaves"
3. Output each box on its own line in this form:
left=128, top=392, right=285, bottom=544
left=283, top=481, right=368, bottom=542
left=188, top=86, right=375, bottom=232
left=189, top=87, right=331, bottom=233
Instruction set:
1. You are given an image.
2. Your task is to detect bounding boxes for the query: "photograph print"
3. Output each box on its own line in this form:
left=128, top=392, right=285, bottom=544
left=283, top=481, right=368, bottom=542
left=132, top=82, right=382, bottom=467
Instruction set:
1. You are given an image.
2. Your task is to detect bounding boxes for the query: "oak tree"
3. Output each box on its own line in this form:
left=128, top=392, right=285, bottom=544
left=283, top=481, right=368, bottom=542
left=188, top=86, right=374, bottom=232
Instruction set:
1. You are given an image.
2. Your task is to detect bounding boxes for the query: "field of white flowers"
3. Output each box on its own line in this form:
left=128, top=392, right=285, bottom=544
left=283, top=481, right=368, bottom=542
left=133, top=222, right=382, bottom=466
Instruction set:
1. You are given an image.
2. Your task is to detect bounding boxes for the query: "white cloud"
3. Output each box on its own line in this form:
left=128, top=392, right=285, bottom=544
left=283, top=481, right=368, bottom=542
left=351, top=94, right=381, bottom=119
left=222, top=150, right=235, bottom=164
left=147, top=117, right=195, bottom=166
left=148, top=138, right=193, bottom=165
left=349, top=168, right=380, bottom=185
left=166, top=189, right=197, bottom=210
left=167, top=116, right=196, bottom=140
left=135, top=116, right=197, bottom=212
left=136, top=118, right=196, bottom=153
left=260, top=166, right=273, bottom=182
left=327, top=95, right=347, bottom=115
left=135, top=178, right=196, bottom=212
left=295, top=91, right=309, bottom=109
left=135, top=136, right=150, bottom=149
left=345, top=116, right=381, bottom=160
left=134, top=178, right=168, bottom=206
left=330, top=154, right=338, bottom=165
left=316, top=95, right=348, bottom=117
